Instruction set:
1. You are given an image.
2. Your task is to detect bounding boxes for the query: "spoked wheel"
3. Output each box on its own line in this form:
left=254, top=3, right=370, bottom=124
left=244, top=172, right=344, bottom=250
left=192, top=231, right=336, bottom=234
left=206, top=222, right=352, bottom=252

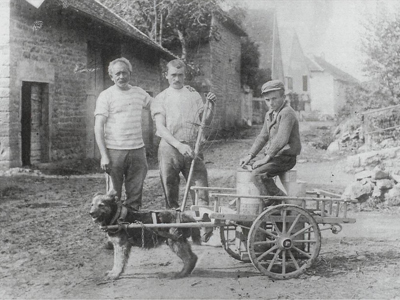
left=220, top=224, right=250, bottom=262
left=247, top=204, right=321, bottom=279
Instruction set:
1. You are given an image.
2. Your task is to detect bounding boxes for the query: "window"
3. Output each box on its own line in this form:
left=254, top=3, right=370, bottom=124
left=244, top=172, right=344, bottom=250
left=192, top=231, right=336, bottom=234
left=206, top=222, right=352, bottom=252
left=302, top=75, right=308, bottom=91
left=286, top=77, right=293, bottom=90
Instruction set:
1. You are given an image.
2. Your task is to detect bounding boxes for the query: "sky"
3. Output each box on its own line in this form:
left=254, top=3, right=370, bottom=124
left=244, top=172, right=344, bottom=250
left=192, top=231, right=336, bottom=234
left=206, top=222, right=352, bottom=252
left=230, top=0, right=399, bottom=81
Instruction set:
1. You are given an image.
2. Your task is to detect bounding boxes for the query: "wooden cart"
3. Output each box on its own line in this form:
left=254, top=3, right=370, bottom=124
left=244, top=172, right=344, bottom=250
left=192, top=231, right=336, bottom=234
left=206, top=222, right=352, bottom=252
left=190, top=186, right=357, bottom=279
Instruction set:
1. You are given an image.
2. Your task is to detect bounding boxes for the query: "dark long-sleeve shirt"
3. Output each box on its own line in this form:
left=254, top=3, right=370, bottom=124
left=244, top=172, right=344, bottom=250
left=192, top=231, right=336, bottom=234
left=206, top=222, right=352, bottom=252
left=249, top=101, right=301, bottom=158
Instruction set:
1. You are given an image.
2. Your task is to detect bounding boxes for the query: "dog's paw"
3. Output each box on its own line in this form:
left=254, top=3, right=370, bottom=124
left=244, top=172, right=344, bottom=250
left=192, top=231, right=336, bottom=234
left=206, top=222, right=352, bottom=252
left=105, top=270, right=121, bottom=280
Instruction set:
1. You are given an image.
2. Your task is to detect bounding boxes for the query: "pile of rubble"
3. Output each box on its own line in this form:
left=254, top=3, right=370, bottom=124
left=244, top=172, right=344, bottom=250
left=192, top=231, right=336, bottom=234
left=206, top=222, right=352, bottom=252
left=327, top=126, right=364, bottom=153
left=342, top=165, right=400, bottom=208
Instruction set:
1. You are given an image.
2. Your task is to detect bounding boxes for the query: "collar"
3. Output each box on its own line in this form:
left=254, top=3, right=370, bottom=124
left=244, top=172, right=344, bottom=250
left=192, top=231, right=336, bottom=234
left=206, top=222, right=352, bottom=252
left=268, top=100, right=287, bottom=117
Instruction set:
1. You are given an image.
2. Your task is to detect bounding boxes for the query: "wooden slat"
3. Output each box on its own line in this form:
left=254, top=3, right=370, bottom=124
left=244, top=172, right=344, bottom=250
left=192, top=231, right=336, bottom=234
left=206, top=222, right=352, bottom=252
left=209, top=193, right=358, bottom=203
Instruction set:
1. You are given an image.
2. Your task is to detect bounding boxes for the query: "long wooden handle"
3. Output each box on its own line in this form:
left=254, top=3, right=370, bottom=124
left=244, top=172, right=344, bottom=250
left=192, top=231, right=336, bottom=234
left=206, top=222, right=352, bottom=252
left=180, top=97, right=212, bottom=211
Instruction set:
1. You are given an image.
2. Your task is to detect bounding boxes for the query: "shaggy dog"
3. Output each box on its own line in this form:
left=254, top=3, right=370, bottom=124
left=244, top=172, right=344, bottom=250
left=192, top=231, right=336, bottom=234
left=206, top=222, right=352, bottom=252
left=89, top=193, right=201, bottom=280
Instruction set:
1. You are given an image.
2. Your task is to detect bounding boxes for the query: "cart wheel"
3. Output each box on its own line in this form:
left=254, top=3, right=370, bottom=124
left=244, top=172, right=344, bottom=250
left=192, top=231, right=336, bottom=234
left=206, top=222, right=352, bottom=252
left=247, top=204, right=321, bottom=279
left=220, top=225, right=250, bottom=262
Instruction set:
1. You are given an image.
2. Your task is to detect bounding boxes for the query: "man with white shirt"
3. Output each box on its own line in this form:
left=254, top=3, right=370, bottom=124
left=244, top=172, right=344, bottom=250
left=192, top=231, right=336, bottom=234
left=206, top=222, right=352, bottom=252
left=239, top=80, right=301, bottom=199
left=94, top=57, right=152, bottom=212
left=151, top=59, right=216, bottom=210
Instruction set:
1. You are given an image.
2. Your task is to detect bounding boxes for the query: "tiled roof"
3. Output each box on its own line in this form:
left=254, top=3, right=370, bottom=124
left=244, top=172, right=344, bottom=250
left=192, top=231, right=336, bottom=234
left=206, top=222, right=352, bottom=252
left=307, top=55, right=359, bottom=83
left=45, top=0, right=176, bottom=59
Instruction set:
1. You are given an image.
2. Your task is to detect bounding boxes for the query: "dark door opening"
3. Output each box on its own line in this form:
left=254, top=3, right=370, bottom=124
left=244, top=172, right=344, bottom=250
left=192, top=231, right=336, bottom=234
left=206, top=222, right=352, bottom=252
left=21, top=82, right=50, bottom=166
left=21, top=82, right=32, bottom=166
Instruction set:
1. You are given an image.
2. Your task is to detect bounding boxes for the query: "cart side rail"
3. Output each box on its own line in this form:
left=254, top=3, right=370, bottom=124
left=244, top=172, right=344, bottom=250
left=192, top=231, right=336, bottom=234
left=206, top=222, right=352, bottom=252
left=207, top=192, right=357, bottom=221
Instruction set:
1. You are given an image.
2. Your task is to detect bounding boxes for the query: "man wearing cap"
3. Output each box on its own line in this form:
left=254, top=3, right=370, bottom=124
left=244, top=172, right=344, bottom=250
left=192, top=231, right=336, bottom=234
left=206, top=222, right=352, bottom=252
left=239, top=80, right=301, bottom=199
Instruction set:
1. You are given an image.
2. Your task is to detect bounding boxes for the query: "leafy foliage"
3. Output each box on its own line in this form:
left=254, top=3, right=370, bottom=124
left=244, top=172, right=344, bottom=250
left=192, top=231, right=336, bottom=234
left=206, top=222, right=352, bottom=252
left=361, top=8, right=400, bottom=102
left=240, top=37, right=260, bottom=90
left=340, top=82, right=389, bottom=122
left=99, top=0, right=221, bottom=61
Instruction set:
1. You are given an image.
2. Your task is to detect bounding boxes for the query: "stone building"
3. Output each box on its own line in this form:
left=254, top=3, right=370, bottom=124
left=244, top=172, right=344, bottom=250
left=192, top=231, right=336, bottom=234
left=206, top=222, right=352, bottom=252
left=186, top=13, right=246, bottom=132
left=0, top=0, right=174, bottom=169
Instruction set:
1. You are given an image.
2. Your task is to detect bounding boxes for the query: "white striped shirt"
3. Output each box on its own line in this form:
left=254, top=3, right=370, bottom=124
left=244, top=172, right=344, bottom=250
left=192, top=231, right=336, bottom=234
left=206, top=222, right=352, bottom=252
left=95, top=85, right=152, bottom=150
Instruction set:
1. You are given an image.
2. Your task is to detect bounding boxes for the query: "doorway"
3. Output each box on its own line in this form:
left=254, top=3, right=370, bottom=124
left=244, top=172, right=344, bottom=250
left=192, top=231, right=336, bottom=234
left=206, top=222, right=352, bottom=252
left=21, top=82, right=49, bottom=166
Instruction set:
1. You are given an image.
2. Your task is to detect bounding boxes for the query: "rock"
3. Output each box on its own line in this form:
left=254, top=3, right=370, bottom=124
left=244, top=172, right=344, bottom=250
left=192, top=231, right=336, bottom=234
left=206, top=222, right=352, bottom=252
left=341, top=132, right=350, bottom=142
left=347, top=147, right=400, bottom=169
left=385, top=183, right=400, bottom=201
left=333, top=126, right=341, bottom=136
left=381, top=138, right=395, bottom=148
left=364, top=155, right=382, bottom=167
left=391, top=172, right=400, bottom=184
left=357, top=144, right=370, bottom=153
left=342, top=180, right=374, bottom=202
left=372, top=186, right=382, bottom=198
left=385, top=184, right=400, bottom=206
left=376, top=179, right=394, bottom=190
left=372, top=166, right=390, bottom=180
left=347, top=155, right=361, bottom=168
left=327, top=140, right=340, bottom=153
left=355, top=170, right=373, bottom=181
left=353, top=167, right=365, bottom=174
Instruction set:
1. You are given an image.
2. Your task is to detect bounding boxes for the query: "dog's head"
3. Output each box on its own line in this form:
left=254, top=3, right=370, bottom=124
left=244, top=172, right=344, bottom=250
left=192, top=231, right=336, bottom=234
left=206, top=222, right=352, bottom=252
left=89, top=192, right=118, bottom=226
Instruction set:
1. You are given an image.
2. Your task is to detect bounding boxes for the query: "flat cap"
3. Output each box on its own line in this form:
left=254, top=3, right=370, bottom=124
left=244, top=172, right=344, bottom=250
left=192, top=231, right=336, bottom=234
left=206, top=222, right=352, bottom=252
left=261, top=80, right=284, bottom=94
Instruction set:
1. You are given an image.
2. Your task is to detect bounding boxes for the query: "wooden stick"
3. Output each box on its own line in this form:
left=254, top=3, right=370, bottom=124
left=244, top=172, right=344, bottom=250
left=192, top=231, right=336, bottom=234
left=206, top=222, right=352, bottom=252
left=181, top=96, right=212, bottom=211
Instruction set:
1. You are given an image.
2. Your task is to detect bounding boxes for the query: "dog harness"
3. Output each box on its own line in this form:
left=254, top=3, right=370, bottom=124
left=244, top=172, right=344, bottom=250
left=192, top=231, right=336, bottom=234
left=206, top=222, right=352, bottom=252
left=102, top=205, right=184, bottom=244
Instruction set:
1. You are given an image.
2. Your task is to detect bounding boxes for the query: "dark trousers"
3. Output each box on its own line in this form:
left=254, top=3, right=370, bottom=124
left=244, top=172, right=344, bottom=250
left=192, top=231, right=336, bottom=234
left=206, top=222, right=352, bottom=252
left=251, top=155, right=297, bottom=197
left=106, top=148, right=148, bottom=210
left=158, top=140, right=209, bottom=209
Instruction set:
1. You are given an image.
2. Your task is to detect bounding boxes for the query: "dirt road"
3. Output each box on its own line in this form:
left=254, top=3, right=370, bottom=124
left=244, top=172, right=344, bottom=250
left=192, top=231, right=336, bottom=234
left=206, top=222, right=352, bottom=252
left=1, top=122, right=400, bottom=299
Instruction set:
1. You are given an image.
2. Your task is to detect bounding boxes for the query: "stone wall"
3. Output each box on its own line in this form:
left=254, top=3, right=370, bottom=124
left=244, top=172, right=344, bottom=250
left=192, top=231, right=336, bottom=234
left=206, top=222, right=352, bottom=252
left=186, top=16, right=242, bottom=136
left=0, top=0, right=11, bottom=169
left=10, top=0, right=87, bottom=166
left=209, top=16, right=242, bottom=130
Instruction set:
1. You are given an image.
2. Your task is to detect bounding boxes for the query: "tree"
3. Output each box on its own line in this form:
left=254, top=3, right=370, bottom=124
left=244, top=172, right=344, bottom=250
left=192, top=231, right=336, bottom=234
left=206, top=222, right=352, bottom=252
left=240, top=37, right=271, bottom=95
left=361, top=8, right=400, bottom=103
left=99, top=0, right=222, bottom=61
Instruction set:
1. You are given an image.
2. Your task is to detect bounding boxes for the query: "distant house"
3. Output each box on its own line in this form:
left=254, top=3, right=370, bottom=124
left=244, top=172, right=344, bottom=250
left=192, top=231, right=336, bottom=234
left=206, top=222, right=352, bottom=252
left=0, top=0, right=175, bottom=169
left=278, top=27, right=311, bottom=112
left=243, top=9, right=284, bottom=83
left=243, top=9, right=312, bottom=121
left=307, top=55, right=359, bottom=117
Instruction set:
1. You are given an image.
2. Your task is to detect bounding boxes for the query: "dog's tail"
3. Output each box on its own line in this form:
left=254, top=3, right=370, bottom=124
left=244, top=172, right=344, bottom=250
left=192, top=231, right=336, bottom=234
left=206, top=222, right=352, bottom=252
left=191, top=228, right=202, bottom=245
